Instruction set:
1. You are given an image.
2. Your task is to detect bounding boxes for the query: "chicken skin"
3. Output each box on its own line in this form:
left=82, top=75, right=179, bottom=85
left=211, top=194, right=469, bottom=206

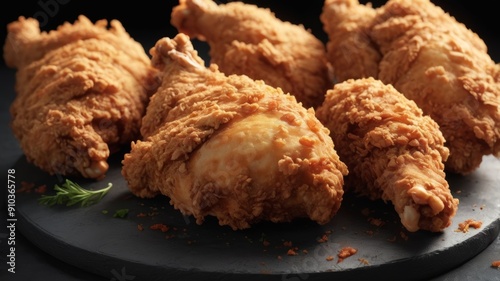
left=121, top=33, right=348, bottom=230
left=321, top=0, right=500, bottom=174
left=4, top=15, right=157, bottom=179
left=171, top=0, right=332, bottom=109
left=316, top=77, right=459, bottom=232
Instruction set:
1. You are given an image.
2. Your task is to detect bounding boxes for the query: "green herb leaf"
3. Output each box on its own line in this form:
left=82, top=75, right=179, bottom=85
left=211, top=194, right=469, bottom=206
left=113, top=208, right=129, bottom=218
left=38, top=179, right=112, bottom=207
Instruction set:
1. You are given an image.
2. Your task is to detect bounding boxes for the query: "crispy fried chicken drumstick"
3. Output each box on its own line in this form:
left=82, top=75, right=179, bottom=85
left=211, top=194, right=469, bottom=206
left=121, top=33, right=348, bottom=230
left=316, top=78, right=459, bottom=232
left=3, top=15, right=157, bottom=179
left=321, top=0, right=500, bottom=174
left=171, top=0, right=332, bottom=109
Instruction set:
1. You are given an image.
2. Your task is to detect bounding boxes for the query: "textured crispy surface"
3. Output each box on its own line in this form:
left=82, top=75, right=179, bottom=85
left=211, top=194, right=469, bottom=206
left=171, top=0, right=332, bottom=109
left=316, top=77, right=459, bottom=232
left=121, top=33, right=348, bottom=230
left=3, top=15, right=157, bottom=179
left=321, top=0, right=500, bottom=174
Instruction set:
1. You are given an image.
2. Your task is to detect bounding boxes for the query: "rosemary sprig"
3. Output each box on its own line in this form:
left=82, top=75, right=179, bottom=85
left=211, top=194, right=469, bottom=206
left=38, top=179, right=112, bottom=207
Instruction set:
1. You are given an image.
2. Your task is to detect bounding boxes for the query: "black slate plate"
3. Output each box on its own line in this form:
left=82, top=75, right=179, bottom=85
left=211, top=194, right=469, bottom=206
left=14, top=153, right=500, bottom=281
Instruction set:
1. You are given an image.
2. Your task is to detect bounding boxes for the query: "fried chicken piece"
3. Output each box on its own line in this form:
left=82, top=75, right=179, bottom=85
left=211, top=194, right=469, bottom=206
left=121, top=33, right=348, bottom=230
left=321, top=0, right=500, bottom=174
left=316, top=77, right=459, bottom=232
left=171, top=0, right=332, bottom=109
left=3, top=15, right=157, bottom=179
left=320, top=0, right=380, bottom=83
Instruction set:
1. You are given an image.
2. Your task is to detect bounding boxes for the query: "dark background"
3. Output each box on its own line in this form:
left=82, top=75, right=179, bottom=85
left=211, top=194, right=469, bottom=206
left=1, top=0, right=499, bottom=65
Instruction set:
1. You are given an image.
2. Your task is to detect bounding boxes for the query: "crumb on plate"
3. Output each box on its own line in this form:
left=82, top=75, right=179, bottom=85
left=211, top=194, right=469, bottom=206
left=337, top=247, right=357, bottom=263
left=456, top=219, right=482, bottom=233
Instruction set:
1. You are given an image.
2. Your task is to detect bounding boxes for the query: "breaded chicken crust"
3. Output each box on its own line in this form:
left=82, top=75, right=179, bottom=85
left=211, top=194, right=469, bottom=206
left=122, top=33, right=348, bottom=230
left=321, top=0, right=500, bottom=174
left=3, top=15, right=157, bottom=179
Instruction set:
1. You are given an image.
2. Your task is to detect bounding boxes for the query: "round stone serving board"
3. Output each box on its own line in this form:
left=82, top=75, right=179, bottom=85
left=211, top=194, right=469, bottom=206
left=14, top=153, right=500, bottom=281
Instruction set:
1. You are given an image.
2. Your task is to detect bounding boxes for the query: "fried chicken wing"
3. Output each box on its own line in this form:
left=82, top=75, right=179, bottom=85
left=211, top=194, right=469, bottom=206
left=121, top=33, right=348, bottom=230
left=171, top=0, right=332, bottom=109
left=316, top=77, right=459, bottom=232
left=3, top=15, right=157, bottom=179
left=321, top=0, right=500, bottom=174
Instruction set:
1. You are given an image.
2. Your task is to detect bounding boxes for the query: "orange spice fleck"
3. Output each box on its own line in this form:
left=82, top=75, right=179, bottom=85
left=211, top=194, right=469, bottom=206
left=17, top=181, right=35, bottom=193
left=368, top=217, right=385, bottom=227
left=150, top=223, right=169, bottom=232
left=137, top=224, right=144, bottom=231
left=287, top=249, right=298, bottom=256
left=283, top=241, right=293, bottom=247
left=34, top=184, right=47, bottom=194
left=337, top=247, right=357, bottom=263
left=400, top=231, right=409, bottom=241
left=491, top=260, right=500, bottom=268
left=136, top=212, right=147, bottom=217
left=358, top=258, right=369, bottom=265
left=317, top=234, right=328, bottom=243
left=387, top=236, right=397, bottom=242
left=456, top=219, right=482, bottom=233
left=326, top=256, right=334, bottom=261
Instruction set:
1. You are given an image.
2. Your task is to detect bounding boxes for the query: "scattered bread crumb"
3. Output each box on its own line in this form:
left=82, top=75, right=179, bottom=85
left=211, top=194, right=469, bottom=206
left=358, top=258, right=369, bottom=265
left=400, top=231, right=409, bottom=241
left=361, top=208, right=371, bottom=216
left=387, top=236, right=397, bottom=242
left=337, top=247, right=357, bottom=263
left=287, top=248, right=299, bottom=256
left=317, top=234, right=328, bottom=243
left=368, top=217, right=385, bottom=227
left=456, top=219, right=482, bottom=233
left=150, top=223, right=170, bottom=232
left=34, top=184, right=47, bottom=194
left=17, top=181, right=35, bottom=193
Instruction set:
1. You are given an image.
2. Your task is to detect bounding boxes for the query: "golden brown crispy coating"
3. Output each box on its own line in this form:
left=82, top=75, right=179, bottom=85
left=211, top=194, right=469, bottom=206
left=122, top=33, right=348, bottom=230
left=316, top=77, right=459, bottom=232
left=171, top=0, right=332, bottom=109
left=320, top=0, right=380, bottom=82
left=321, top=0, right=500, bottom=174
left=3, top=15, right=157, bottom=179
